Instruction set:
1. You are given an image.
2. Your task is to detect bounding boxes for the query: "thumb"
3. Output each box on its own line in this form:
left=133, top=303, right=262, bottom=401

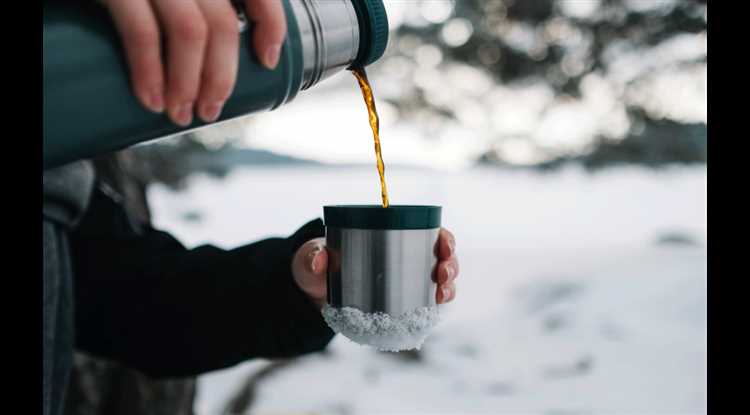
left=292, top=238, right=328, bottom=308
left=294, top=238, right=327, bottom=276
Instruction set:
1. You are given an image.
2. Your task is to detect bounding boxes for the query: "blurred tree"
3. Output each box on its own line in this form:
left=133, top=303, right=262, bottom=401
left=135, top=0, right=708, bottom=177
left=379, top=0, right=707, bottom=168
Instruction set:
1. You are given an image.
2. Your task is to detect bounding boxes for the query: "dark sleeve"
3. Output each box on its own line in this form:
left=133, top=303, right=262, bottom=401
left=69, top=186, right=334, bottom=379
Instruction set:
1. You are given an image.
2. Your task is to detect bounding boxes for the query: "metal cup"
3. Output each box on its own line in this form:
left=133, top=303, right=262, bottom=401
left=324, top=205, right=442, bottom=316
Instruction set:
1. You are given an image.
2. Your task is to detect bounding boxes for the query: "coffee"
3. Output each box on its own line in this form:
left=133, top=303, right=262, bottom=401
left=352, top=67, right=389, bottom=208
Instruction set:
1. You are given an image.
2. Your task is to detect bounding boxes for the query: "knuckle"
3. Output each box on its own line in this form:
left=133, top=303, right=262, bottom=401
left=274, top=9, right=288, bottom=30
left=204, top=77, right=234, bottom=99
left=211, top=15, right=240, bottom=38
left=274, top=21, right=288, bottom=39
left=127, top=27, right=159, bottom=49
left=446, top=231, right=456, bottom=244
left=215, top=25, right=240, bottom=42
left=174, top=16, right=208, bottom=45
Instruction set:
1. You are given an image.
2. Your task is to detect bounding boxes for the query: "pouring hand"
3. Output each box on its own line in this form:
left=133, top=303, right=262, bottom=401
left=102, top=0, right=286, bottom=125
left=434, top=228, right=459, bottom=304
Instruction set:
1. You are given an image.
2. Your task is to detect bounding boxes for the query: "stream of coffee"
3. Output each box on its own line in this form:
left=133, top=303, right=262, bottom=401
left=352, top=67, right=389, bottom=208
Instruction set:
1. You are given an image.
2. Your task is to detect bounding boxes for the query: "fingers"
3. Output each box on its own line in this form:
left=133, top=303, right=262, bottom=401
left=311, top=246, right=328, bottom=275
left=292, top=238, right=328, bottom=309
left=151, top=0, right=209, bottom=126
left=435, top=228, right=457, bottom=304
left=437, top=228, right=456, bottom=260
left=105, top=0, right=165, bottom=113
left=293, top=238, right=327, bottom=276
left=244, top=0, right=287, bottom=69
left=107, top=0, right=247, bottom=124
left=437, top=281, right=456, bottom=304
left=433, top=257, right=459, bottom=285
left=434, top=257, right=458, bottom=304
left=194, top=0, right=240, bottom=122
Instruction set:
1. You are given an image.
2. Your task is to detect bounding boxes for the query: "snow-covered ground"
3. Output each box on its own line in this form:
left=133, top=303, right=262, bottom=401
left=148, top=164, right=707, bottom=415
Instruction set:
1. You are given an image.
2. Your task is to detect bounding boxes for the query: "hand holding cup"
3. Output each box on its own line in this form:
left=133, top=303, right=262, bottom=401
left=292, top=228, right=459, bottom=309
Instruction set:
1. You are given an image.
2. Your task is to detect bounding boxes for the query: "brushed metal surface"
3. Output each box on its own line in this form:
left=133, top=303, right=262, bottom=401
left=326, top=227, right=439, bottom=315
left=290, top=0, right=360, bottom=90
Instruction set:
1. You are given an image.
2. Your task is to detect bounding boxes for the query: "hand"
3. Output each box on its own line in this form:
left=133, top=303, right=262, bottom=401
left=102, top=0, right=287, bottom=125
left=292, top=237, right=328, bottom=309
left=433, top=228, right=459, bottom=304
left=291, top=228, right=459, bottom=310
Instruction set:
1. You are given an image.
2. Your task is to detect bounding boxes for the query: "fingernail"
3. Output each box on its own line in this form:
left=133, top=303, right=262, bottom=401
left=264, top=44, right=282, bottom=69
left=309, top=246, right=322, bottom=273
left=148, top=88, right=164, bottom=113
left=442, top=286, right=451, bottom=301
left=445, top=263, right=455, bottom=280
left=201, top=101, right=224, bottom=123
left=449, top=239, right=456, bottom=256
left=174, top=102, right=194, bottom=126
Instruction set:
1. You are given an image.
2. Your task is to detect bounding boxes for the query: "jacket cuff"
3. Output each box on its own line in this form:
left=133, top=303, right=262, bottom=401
left=270, top=218, right=335, bottom=356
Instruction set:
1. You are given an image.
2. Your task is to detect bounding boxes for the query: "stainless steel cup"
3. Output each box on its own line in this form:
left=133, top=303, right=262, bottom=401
left=324, top=205, right=442, bottom=316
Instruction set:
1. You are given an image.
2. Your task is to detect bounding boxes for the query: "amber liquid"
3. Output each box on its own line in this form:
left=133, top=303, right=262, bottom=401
left=352, top=67, right=389, bottom=208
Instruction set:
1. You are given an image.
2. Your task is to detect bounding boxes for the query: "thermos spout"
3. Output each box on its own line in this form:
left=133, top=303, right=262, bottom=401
left=292, top=0, right=360, bottom=89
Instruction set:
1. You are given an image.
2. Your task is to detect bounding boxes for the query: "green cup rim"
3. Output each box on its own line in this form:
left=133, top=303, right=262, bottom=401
left=323, top=205, right=442, bottom=230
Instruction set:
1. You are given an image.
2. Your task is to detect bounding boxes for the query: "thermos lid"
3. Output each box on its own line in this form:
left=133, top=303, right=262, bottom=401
left=324, top=205, right=442, bottom=230
left=350, top=0, right=389, bottom=67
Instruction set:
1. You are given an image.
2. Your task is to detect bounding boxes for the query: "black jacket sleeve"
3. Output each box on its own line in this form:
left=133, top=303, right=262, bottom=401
left=69, top=185, right=334, bottom=379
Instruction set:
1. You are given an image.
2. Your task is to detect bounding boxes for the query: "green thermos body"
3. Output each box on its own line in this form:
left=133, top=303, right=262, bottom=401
left=43, top=0, right=388, bottom=170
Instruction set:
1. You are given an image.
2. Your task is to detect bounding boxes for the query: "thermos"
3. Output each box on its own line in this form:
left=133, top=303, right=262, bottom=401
left=324, top=205, right=442, bottom=316
left=43, top=0, right=389, bottom=170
